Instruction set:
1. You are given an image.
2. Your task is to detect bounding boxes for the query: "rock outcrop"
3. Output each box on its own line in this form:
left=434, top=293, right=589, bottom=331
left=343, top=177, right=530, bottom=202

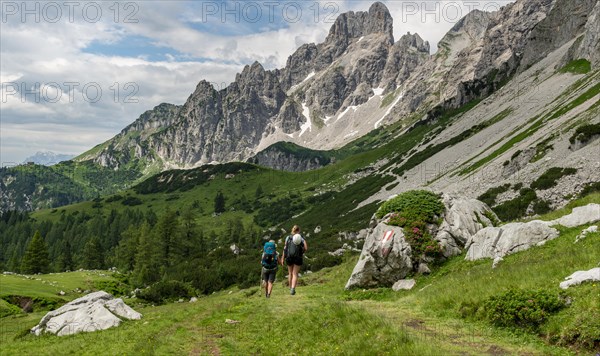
left=544, top=204, right=600, bottom=228
left=345, top=222, right=412, bottom=289
left=576, top=1, right=600, bottom=67
left=346, top=194, right=496, bottom=289
left=559, top=268, right=600, bottom=289
left=434, top=194, right=498, bottom=257
left=247, top=142, right=332, bottom=172
left=31, top=291, right=141, bottom=336
left=464, top=221, right=559, bottom=265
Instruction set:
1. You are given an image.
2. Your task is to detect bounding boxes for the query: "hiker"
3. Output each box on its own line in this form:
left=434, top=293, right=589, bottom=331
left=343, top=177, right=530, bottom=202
left=261, top=240, right=279, bottom=298
left=283, top=225, right=308, bottom=295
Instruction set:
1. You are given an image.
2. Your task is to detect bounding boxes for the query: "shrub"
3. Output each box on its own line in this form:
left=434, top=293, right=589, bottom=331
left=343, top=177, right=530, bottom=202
left=94, top=279, right=130, bottom=297
left=394, top=219, right=443, bottom=259
left=532, top=199, right=552, bottom=215
left=380, top=191, right=445, bottom=260
left=579, top=181, right=600, bottom=197
left=121, top=196, right=142, bottom=206
left=477, top=184, right=511, bottom=207
left=137, top=280, right=195, bottom=304
left=492, top=188, right=537, bottom=221
left=376, top=190, right=444, bottom=221
left=569, top=123, right=600, bottom=145
left=483, top=210, right=501, bottom=226
left=105, top=195, right=123, bottom=203
left=531, top=167, right=577, bottom=190
left=306, top=253, right=343, bottom=272
left=483, top=288, right=565, bottom=331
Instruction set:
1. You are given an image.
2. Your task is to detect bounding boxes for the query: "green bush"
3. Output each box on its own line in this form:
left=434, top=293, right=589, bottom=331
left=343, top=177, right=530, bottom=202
left=376, top=190, right=444, bottom=221
left=137, top=280, right=195, bottom=304
left=105, top=195, right=123, bottom=202
left=378, top=191, right=445, bottom=260
left=569, top=123, right=600, bottom=145
left=532, top=199, right=552, bottom=215
left=483, top=288, right=565, bottom=331
left=579, top=181, right=600, bottom=197
left=477, top=184, right=511, bottom=207
left=492, top=188, right=537, bottom=221
left=388, top=218, right=443, bottom=259
left=531, top=167, right=577, bottom=190
left=306, top=253, right=343, bottom=272
left=121, top=196, right=142, bottom=206
left=94, top=279, right=130, bottom=297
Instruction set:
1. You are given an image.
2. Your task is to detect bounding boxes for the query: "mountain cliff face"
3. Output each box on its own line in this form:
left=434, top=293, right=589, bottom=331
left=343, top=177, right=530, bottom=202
left=81, top=0, right=600, bottom=174
left=76, top=2, right=432, bottom=169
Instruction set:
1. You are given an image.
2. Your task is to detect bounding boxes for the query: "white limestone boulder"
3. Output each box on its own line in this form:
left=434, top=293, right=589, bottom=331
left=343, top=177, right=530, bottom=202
left=31, top=291, right=141, bottom=336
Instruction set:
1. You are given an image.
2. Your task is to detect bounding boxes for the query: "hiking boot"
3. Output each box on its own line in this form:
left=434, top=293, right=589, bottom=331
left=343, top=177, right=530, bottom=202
left=290, top=288, right=296, bottom=295
left=266, top=293, right=270, bottom=298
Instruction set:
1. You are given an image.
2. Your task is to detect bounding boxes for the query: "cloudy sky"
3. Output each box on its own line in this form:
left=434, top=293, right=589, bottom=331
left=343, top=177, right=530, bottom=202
left=0, top=0, right=513, bottom=164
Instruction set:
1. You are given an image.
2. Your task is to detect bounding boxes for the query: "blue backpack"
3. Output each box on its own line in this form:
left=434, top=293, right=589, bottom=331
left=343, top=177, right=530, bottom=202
left=261, top=242, right=278, bottom=270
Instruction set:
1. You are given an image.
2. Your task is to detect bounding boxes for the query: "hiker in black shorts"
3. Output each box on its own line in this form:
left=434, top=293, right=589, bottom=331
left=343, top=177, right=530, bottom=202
left=283, top=225, right=308, bottom=295
left=261, top=240, right=279, bottom=298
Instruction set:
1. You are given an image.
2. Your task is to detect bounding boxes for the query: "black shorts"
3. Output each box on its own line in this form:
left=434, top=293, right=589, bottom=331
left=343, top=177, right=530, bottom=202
left=286, top=256, right=303, bottom=266
left=262, top=268, right=277, bottom=283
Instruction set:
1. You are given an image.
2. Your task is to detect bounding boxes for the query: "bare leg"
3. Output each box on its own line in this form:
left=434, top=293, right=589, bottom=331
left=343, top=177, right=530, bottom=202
left=267, top=281, right=273, bottom=295
left=291, top=264, right=301, bottom=288
left=287, top=265, right=293, bottom=287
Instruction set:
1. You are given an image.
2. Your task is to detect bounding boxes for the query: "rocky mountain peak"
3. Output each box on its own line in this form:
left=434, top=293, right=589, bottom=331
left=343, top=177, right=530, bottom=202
left=440, top=9, right=490, bottom=47
left=325, top=1, right=394, bottom=45
left=398, top=32, right=430, bottom=54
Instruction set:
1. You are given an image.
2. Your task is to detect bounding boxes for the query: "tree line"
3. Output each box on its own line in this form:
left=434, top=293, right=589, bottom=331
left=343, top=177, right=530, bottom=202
left=0, top=207, right=267, bottom=294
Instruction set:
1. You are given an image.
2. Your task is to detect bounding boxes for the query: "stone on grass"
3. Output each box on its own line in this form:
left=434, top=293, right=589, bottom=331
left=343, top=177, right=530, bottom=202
left=392, top=279, right=416, bottom=291
left=465, top=221, right=559, bottom=264
left=546, top=204, right=600, bottom=228
left=559, top=268, right=600, bottom=289
left=31, top=291, right=141, bottom=336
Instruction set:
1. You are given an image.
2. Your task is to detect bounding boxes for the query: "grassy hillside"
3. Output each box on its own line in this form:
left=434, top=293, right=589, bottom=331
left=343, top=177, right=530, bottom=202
left=1, top=205, right=597, bottom=354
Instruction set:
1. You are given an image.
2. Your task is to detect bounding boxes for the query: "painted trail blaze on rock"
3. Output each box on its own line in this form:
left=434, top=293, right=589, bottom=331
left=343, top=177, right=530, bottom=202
left=380, top=230, right=395, bottom=257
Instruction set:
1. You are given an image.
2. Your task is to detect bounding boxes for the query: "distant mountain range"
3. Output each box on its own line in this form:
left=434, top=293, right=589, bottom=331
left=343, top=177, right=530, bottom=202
left=23, top=152, right=75, bottom=166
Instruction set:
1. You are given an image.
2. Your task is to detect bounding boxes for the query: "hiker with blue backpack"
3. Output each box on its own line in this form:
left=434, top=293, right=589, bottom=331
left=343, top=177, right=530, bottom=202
left=283, top=225, right=308, bottom=295
left=261, top=240, right=279, bottom=298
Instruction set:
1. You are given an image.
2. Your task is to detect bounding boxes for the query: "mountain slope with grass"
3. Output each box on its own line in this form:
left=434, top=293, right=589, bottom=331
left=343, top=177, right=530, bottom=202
left=1, top=199, right=598, bottom=354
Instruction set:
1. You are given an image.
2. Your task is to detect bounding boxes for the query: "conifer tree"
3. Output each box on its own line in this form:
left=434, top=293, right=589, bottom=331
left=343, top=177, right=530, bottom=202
left=82, top=237, right=104, bottom=269
left=20, top=231, right=50, bottom=274
left=59, top=240, right=74, bottom=271
left=214, top=191, right=226, bottom=214
left=132, top=223, right=161, bottom=286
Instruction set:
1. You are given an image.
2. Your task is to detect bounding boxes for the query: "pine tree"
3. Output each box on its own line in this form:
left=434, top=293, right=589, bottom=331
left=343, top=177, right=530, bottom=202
left=59, top=240, right=74, bottom=271
left=115, top=225, right=139, bottom=271
left=20, top=231, right=50, bottom=274
left=132, top=223, right=161, bottom=286
left=255, top=185, right=264, bottom=199
left=214, top=191, right=226, bottom=214
left=82, top=237, right=104, bottom=269
left=157, top=209, right=179, bottom=265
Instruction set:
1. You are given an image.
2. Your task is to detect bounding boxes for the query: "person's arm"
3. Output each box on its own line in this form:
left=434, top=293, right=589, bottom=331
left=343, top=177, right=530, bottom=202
left=303, top=239, right=308, bottom=253
left=282, top=239, right=287, bottom=262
